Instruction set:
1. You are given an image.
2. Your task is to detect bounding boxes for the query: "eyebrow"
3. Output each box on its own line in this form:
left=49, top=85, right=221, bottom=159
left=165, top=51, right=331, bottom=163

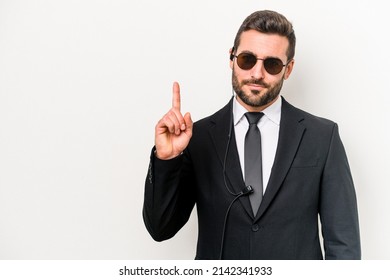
left=238, top=50, right=284, bottom=61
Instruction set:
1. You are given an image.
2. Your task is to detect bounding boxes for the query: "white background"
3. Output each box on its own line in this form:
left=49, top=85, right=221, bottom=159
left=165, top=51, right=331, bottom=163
left=0, top=0, right=389, bottom=260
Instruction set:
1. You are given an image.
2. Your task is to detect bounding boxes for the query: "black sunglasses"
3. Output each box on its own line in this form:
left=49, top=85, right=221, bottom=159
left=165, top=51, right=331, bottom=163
left=233, top=52, right=288, bottom=75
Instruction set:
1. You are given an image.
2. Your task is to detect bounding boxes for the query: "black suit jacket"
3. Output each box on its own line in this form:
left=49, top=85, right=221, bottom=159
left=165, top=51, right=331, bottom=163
left=143, top=97, right=361, bottom=259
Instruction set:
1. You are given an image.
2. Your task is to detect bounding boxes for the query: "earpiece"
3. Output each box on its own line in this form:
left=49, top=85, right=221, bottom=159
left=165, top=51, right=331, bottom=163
left=219, top=99, right=254, bottom=259
left=230, top=47, right=235, bottom=61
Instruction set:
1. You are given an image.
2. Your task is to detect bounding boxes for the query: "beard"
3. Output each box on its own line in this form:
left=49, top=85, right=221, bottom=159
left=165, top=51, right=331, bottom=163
left=232, top=69, right=284, bottom=108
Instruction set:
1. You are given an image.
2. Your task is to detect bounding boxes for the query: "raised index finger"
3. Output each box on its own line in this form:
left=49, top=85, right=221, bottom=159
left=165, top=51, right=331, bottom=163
left=172, top=81, right=181, bottom=111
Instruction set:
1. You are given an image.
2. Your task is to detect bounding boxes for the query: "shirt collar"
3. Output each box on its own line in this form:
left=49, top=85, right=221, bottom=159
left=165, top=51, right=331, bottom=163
left=233, top=95, right=282, bottom=126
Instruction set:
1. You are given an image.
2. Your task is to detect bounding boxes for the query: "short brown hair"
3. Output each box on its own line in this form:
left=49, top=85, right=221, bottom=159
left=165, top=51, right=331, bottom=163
left=233, top=10, right=296, bottom=60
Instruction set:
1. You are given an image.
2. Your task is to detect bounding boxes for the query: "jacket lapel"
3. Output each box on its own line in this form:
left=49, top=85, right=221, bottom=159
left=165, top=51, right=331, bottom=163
left=255, top=97, right=306, bottom=221
left=209, top=98, right=254, bottom=218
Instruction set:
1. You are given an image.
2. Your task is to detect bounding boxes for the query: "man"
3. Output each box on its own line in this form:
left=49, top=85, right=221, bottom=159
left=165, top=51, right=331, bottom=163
left=143, top=10, right=361, bottom=260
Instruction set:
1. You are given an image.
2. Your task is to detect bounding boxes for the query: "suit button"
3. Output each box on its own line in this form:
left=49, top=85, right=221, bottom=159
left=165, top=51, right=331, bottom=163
left=251, top=224, right=259, bottom=232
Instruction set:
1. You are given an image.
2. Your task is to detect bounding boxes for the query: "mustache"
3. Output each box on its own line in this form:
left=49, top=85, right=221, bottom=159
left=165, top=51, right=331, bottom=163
left=241, top=79, right=269, bottom=88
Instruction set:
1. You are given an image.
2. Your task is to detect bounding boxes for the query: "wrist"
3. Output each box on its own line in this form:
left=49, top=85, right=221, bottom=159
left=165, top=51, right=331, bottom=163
left=154, top=148, right=183, bottom=160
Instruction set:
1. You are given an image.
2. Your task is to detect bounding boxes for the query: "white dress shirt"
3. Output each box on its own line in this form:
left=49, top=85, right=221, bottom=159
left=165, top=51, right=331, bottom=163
left=232, top=95, right=281, bottom=193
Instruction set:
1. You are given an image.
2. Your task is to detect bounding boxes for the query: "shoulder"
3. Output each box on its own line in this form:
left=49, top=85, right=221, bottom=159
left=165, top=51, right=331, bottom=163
left=193, top=99, right=232, bottom=129
left=281, top=97, right=337, bottom=130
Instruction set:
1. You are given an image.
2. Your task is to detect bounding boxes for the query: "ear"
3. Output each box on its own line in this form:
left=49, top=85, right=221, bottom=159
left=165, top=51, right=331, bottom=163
left=283, top=59, right=295, bottom=80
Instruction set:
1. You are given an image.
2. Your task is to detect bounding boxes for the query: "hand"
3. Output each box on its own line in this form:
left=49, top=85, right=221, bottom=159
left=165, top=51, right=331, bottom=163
left=155, top=82, right=193, bottom=160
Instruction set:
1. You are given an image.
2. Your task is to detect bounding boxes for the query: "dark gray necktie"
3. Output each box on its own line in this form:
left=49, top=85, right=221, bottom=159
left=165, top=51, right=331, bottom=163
left=244, top=112, right=264, bottom=216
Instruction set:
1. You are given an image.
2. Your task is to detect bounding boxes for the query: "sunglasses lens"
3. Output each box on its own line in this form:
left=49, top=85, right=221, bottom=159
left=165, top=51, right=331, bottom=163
left=236, top=53, right=257, bottom=70
left=264, top=58, right=284, bottom=75
left=235, top=53, right=285, bottom=75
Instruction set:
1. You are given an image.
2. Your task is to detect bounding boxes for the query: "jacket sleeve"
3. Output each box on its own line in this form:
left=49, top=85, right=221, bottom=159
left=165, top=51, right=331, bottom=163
left=320, top=124, right=361, bottom=259
left=143, top=147, right=196, bottom=241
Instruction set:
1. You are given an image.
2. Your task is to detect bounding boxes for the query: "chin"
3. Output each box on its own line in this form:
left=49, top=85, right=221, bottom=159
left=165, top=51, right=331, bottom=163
left=250, top=90, right=261, bottom=95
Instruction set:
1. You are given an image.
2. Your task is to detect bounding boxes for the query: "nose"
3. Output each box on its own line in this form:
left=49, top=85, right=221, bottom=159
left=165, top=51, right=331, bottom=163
left=249, top=60, right=265, bottom=80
